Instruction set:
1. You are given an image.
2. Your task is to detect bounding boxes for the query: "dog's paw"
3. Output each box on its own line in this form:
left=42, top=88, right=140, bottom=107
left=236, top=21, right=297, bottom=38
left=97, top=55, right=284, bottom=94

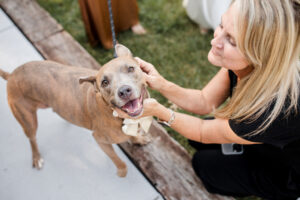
left=117, top=166, right=128, bottom=177
left=32, top=158, right=44, bottom=170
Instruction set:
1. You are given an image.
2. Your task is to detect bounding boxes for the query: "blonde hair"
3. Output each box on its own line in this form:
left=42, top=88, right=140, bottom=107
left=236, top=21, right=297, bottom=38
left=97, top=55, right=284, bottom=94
left=216, top=0, right=300, bottom=135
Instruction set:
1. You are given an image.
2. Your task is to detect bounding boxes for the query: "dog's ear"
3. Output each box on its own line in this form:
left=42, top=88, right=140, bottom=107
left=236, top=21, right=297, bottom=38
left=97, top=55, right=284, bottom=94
left=115, top=44, right=132, bottom=57
left=79, top=76, right=100, bottom=92
left=79, top=76, right=96, bottom=84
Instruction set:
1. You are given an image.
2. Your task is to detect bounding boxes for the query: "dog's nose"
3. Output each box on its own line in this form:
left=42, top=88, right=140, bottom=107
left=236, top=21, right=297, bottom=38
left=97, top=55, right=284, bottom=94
left=118, top=85, right=132, bottom=100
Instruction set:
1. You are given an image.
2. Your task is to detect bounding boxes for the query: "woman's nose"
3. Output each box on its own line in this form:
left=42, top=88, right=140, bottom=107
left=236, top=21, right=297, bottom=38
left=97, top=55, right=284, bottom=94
left=211, top=37, right=223, bottom=49
left=211, top=30, right=223, bottom=49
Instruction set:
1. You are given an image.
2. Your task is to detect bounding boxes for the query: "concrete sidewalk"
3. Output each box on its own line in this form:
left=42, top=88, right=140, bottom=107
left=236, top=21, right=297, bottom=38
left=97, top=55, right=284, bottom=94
left=0, top=8, right=163, bottom=200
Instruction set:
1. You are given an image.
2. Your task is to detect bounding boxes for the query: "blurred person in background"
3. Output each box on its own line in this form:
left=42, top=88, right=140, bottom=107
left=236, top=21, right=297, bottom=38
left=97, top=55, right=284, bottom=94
left=78, top=0, right=146, bottom=49
left=183, top=0, right=231, bottom=34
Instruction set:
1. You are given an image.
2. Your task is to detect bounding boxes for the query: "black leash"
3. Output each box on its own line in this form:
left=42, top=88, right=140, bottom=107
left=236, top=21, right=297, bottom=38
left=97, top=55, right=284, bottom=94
left=107, top=0, right=117, bottom=58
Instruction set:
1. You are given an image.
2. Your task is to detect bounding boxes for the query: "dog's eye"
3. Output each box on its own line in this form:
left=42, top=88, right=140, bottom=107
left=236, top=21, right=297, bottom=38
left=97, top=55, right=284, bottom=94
left=101, top=80, right=109, bottom=87
left=128, top=66, right=135, bottom=73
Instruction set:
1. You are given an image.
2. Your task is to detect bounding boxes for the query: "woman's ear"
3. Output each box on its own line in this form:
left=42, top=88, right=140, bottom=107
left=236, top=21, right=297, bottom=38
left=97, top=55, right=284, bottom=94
left=79, top=76, right=99, bottom=92
left=115, top=44, right=133, bottom=57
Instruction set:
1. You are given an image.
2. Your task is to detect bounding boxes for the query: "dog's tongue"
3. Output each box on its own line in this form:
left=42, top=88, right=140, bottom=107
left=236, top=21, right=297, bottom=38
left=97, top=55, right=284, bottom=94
left=122, top=99, right=140, bottom=114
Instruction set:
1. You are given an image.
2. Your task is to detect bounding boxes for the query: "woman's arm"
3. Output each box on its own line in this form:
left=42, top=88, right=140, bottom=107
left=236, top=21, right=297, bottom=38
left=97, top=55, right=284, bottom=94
left=160, top=68, right=231, bottom=115
left=114, top=98, right=257, bottom=144
left=152, top=101, right=258, bottom=144
left=136, top=58, right=231, bottom=115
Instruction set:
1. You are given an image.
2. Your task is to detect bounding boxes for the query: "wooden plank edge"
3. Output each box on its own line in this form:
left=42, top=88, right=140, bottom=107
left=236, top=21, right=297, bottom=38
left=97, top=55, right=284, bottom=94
left=0, top=0, right=63, bottom=43
left=35, top=31, right=101, bottom=69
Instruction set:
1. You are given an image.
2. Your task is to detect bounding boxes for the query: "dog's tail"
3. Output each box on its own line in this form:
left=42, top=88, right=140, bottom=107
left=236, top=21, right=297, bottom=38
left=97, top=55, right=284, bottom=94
left=0, top=69, right=10, bottom=81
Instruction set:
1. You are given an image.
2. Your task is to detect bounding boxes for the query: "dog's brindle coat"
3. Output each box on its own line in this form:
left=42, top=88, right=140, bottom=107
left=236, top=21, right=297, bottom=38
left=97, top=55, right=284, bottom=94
left=0, top=45, right=149, bottom=177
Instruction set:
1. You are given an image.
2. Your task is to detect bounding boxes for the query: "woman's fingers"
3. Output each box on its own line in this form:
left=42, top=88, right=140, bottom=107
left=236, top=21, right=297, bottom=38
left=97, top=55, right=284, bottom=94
left=142, top=73, right=151, bottom=86
left=135, top=57, right=153, bottom=74
left=113, top=107, right=130, bottom=119
left=134, top=57, right=164, bottom=90
left=141, top=71, right=156, bottom=89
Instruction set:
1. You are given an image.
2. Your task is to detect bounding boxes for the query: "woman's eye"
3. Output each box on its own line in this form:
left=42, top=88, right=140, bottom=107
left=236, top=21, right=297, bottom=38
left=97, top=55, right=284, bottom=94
left=229, top=39, right=236, bottom=47
left=227, top=36, right=236, bottom=46
left=101, top=80, right=109, bottom=87
left=128, top=66, right=135, bottom=73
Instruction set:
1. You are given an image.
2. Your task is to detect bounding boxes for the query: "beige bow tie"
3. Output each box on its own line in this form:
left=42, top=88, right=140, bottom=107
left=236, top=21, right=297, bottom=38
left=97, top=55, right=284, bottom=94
left=113, top=111, right=153, bottom=136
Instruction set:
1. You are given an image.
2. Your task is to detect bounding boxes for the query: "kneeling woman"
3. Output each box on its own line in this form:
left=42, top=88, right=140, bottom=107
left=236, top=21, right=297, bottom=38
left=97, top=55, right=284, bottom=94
left=115, top=0, right=300, bottom=199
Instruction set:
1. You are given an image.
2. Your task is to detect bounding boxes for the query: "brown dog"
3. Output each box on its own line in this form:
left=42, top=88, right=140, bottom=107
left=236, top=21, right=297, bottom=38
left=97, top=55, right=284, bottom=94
left=0, top=44, right=151, bottom=177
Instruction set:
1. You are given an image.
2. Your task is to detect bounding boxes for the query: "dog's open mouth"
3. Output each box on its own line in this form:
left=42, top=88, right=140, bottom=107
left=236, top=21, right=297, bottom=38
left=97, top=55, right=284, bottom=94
left=120, top=87, right=146, bottom=117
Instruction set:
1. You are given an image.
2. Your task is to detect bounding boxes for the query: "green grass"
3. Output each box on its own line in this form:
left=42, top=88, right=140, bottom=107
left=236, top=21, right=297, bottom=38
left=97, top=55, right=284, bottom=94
left=35, top=1, right=260, bottom=199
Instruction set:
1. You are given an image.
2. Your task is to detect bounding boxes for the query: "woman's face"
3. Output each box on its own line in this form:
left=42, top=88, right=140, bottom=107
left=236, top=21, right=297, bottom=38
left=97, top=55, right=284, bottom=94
left=208, top=3, right=250, bottom=77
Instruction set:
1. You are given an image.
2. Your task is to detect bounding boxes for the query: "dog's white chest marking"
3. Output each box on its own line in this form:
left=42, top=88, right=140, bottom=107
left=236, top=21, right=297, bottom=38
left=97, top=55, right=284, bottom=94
left=112, top=111, right=152, bottom=136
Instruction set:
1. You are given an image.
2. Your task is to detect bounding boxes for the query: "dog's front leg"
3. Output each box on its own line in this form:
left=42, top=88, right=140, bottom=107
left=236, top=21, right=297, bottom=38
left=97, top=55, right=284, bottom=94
left=92, top=132, right=127, bottom=177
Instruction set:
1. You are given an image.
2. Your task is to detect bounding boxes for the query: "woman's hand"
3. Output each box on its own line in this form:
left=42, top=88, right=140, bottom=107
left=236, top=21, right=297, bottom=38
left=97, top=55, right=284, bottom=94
left=113, top=98, right=159, bottom=119
left=135, top=57, right=166, bottom=91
